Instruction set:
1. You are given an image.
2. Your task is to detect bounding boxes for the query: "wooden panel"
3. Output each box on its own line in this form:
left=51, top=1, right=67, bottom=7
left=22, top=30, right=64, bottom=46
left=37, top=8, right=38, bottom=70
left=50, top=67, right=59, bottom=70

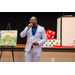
left=0, top=44, right=75, bottom=52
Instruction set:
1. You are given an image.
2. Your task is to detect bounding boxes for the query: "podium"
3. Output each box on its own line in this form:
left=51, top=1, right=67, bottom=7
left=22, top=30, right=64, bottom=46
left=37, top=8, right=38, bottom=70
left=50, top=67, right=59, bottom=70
left=57, top=16, right=75, bottom=46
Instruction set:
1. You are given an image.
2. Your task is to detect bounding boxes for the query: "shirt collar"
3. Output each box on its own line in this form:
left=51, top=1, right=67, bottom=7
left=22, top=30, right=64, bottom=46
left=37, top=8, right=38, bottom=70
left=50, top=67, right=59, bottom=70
left=32, top=24, right=38, bottom=29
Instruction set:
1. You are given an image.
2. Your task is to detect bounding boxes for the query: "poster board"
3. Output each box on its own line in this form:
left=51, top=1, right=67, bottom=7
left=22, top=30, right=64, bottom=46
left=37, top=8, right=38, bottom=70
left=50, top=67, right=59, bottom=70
left=0, top=30, right=17, bottom=46
left=57, top=17, right=75, bottom=46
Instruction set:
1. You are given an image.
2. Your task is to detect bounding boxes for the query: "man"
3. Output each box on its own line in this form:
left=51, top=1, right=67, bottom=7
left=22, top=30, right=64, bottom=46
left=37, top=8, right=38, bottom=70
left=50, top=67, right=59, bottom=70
left=20, top=16, right=47, bottom=62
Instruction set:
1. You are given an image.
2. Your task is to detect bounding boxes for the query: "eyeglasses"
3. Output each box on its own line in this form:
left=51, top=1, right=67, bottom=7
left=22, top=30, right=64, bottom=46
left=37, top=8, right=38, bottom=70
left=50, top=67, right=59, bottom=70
left=29, top=19, right=36, bottom=22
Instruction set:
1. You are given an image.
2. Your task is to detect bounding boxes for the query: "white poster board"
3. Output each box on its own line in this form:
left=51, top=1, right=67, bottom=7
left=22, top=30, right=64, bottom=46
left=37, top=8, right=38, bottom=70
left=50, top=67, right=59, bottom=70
left=57, top=17, right=75, bottom=46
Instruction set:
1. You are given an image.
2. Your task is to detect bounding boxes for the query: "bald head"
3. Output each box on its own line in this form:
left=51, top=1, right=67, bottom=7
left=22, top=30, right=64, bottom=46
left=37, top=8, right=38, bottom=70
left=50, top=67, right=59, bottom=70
left=29, top=16, right=38, bottom=27
left=30, top=16, right=37, bottom=21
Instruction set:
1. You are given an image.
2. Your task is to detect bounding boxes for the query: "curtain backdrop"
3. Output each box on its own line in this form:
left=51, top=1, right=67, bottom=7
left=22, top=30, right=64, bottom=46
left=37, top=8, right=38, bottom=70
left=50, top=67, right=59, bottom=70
left=0, top=12, right=74, bottom=44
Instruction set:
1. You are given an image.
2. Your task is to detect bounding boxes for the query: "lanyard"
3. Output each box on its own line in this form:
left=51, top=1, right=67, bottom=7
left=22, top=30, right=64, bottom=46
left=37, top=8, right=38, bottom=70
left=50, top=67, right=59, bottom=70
left=32, top=28, right=34, bottom=36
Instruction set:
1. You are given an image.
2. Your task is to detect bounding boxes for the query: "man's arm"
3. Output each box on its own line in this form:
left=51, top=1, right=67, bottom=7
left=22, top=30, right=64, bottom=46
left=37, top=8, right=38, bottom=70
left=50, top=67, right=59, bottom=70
left=20, top=24, right=33, bottom=38
left=38, top=27, right=47, bottom=46
left=20, top=27, right=28, bottom=38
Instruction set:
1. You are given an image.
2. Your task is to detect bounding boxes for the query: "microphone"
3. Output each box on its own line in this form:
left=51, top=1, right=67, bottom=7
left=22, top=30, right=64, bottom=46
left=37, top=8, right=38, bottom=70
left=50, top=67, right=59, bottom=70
left=27, top=23, right=33, bottom=31
left=27, top=27, right=31, bottom=31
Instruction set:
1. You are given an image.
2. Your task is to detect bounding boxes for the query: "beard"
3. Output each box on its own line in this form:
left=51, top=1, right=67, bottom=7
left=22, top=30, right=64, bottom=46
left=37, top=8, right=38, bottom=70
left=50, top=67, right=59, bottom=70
left=33, top=23, right=37, bottom=26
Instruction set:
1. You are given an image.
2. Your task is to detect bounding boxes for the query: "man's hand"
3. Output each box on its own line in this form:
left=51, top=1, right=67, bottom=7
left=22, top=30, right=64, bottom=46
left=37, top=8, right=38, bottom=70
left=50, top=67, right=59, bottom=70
left=28, top=23, right=33, bottom=28
left=32, top=42, right=39, bottom=46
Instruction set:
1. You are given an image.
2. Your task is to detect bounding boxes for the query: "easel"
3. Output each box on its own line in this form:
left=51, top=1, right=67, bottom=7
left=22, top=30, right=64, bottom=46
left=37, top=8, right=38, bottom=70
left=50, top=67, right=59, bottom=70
left=0, top=23, right=14, bottom=62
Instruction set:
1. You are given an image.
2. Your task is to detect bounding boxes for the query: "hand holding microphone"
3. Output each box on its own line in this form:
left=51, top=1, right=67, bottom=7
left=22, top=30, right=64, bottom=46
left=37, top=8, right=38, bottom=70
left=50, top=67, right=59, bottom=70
left=27, top=23, right=33, bottom=31
left=28, top=23, right=33, bottom=28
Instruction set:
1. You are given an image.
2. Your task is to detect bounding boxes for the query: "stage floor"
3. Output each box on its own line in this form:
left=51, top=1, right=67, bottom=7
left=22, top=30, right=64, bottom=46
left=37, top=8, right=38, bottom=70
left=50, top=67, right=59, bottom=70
left=0, top=44, right=75, bottom=62
left=0, top=51, right=75, bottom=62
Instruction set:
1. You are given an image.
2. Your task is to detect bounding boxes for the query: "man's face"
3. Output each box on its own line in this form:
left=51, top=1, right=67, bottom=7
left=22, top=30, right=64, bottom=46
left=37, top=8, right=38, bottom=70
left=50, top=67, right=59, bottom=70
left=29, top=17, right=37, bottom=26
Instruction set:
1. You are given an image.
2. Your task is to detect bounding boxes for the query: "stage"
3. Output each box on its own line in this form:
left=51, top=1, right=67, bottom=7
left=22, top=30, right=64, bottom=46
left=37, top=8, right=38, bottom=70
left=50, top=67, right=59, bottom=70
left=0, top=44, right=75, bottom=62
left=0, top=51, right=75, bottom=62
left=0, top=44, right=75, bottom=52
